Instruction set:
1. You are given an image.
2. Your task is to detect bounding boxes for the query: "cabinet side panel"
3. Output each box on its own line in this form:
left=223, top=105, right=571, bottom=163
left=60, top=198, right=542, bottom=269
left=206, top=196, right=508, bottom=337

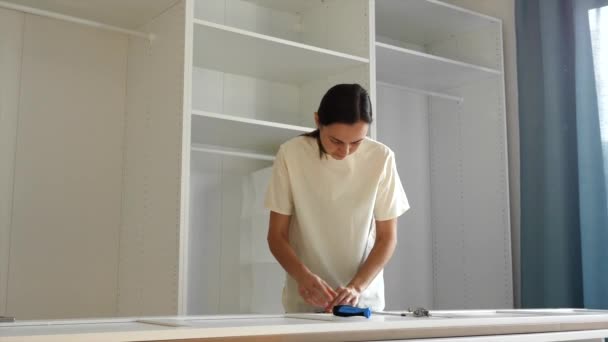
left=0, top=7, right=24, bottom=317
left=119, top=1, right=186, bottom=316
left=8, top=13, right=127, bottom=319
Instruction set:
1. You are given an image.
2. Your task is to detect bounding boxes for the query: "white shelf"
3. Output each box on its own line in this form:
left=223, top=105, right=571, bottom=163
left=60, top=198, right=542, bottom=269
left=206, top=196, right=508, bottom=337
left=191, top=110, right=313, bottom=155
left=193, top=19, right=369, bottom=84
left=376, top=42, right=501, bottom=93
left=377, top=81, right=463, bottom=103
left=191, top=144, right=275, bottom=161
left=243, top=0, right=318, bottom=14
left=376, top=0, right=500, bottom=46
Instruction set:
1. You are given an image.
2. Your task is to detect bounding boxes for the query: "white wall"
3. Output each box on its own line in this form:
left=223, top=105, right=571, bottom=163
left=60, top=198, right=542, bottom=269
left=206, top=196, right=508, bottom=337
left=443, top=0, right=521, bottom=308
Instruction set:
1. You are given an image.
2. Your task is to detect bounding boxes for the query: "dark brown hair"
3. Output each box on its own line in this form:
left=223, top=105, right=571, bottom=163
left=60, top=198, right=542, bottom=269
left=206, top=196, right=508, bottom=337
left=304, top=83, right=373, bottom=157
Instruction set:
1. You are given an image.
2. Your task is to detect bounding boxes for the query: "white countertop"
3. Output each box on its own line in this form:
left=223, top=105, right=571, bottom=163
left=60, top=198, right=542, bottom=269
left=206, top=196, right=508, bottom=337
left=2, top=309, right=608, bottom=341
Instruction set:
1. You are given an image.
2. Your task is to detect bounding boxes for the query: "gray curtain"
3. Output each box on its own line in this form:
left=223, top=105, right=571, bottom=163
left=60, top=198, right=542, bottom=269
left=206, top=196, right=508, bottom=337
left=516, top=0, right=608, bottom=308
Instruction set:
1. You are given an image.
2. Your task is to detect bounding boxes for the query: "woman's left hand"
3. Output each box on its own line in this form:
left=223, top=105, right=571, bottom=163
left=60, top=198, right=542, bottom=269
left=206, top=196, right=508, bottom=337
left=325, top=285, right=361, bottom=312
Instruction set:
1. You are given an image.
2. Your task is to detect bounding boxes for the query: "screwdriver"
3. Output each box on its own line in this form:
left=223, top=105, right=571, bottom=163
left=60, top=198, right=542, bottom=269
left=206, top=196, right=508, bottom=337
left=332, top=305, right=373, bottom=318
left=333, top=305, right=430, bottom=318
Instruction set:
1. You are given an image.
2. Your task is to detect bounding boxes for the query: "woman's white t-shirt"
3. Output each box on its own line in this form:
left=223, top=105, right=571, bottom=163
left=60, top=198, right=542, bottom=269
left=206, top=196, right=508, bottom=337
left=264, top=135, right=409, bottom=313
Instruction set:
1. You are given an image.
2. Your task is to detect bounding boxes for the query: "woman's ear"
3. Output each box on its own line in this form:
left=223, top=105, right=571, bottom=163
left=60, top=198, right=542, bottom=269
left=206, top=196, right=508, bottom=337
left=314, top=112, right=320, bottom=128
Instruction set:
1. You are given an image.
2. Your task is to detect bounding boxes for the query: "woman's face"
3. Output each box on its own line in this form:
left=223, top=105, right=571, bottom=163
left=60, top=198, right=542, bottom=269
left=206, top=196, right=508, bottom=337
left=315, top=113, right=369, bottom=160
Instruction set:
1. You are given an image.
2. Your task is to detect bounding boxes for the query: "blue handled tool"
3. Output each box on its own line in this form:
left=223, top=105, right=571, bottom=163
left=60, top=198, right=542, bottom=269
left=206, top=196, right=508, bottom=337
left=332, top=305, right=372, bottom=318
left=332, top=305, right=430, bottom=318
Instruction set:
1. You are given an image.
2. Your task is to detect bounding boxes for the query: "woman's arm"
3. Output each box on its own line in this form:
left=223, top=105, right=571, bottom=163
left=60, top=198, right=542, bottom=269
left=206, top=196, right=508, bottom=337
left=267, top=211, right=337, bottom=308
left=328, top=218, right=398, bottom=308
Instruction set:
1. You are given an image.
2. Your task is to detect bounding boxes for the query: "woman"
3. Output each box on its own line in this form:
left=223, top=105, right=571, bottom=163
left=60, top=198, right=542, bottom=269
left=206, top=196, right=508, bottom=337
left=265, top=83, right=409, bottom=313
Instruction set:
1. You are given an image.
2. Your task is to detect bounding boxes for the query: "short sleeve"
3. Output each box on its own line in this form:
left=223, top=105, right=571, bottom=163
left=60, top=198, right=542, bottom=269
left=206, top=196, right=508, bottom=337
left=374, top=151, right=409, bottom=221
left=264, top=146, right=294, bottom=215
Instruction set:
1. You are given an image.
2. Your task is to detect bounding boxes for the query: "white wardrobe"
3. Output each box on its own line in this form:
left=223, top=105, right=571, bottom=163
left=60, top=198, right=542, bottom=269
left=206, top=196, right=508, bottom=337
left=375, top=0, right=512, bottom=310
left=0, top=0, right=188, bottom=319
left=0, top=0, right=511, bottom=320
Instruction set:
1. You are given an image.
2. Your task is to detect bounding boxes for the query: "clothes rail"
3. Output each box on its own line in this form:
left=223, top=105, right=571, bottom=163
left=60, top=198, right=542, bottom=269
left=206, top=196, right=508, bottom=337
left=0, top=1, right=152, bottom=40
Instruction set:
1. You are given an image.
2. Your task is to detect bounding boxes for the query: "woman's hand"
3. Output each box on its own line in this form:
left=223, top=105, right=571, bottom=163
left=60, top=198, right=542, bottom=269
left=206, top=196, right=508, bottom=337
left=325, top=285, right=361, bottom=311
left=297, top=272, right=337, bottom=308
left=268, top=212, right=336, bottom=308
left=323, top=218, right=397, bottom=312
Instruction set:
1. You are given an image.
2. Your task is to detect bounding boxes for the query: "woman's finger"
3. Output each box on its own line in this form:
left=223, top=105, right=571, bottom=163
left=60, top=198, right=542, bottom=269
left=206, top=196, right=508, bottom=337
left=327, top=288, right=347, bottom=309
left=337, top=292, right=351, bottom=305
left=300, top=288, right=312, bottom=302
left=322, top=280, right=338, bottom=296
left=322, top=282, right=338, bottom=298
left=314, top=281, right=336, bottom=303
left=299, top=287, right=320, bottom=307
left=345, top=294, right=356, bottom=305
left=312, top=290, right=328, bottom=307
left=308, top=285, right=329, bottom=307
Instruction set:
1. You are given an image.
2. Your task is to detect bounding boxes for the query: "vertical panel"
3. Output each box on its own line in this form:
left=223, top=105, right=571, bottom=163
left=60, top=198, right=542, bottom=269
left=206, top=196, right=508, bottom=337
left=429, top=24, right=502, bottom=71
left=217, top=158, right=247, bottom=312
left=119, top=1, right=186, bottom=316
left=223, top=74, right=298, bottom=123
left=8, top=14, right=127, bottom=319
left=368, top=0, right=377, bottom=139
left=187, top=154, right=223, bottom=314
left=429, top=98, right=467, bottom=309
left=457, top=78, right=512, bottom=309
left=219, top=158, right=273, bottom=313
left=0, top=8, right=24, bottom=316
left=301, top=0, right=370, bottom=58
left=430, top=79, right=512, bottom=310
left=193, top=0, right=225, bottom=23
left=191, top=67, right=301, bottom=125
left=179, top=0, right=194, bottom=315
left=191, top=67, right=224, bottom=113
left=377, top=85, right=434, bottom=310
left=437, top=0, right=520, bottom=308
left=225, top=0, right=300, bottom=42
left=194, top=0, right=301, bottom=42
left=240, top=166, right=282, bottom=313
left=187, top=154, right=272, bottom=314
left=428, top=13, right=512, bottom=309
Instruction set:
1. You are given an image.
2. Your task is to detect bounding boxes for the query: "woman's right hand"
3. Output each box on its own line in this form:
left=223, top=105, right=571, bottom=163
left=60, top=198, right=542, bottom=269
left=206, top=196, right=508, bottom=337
left=296, top=271, right=337, bottom=308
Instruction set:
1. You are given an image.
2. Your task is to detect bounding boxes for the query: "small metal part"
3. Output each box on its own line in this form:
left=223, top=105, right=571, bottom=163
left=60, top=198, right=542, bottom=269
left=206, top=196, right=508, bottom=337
left=407, top=307, right=430, bottom=317
left=0, top=316, right=15, bottom=323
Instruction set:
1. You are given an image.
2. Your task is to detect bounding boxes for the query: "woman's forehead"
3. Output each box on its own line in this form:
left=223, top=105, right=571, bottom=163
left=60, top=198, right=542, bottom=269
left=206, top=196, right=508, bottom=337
left=324, top=121, right=368, bottom=141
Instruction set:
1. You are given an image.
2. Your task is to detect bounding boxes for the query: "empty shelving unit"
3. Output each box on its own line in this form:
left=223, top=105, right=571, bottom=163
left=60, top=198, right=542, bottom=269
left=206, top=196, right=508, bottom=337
left=187, top=0, right=372, bottom=314
left=0, top=0, right=511, bottom=320
left=375, top=0, right=512, bottom=311
left=0, top=0, right=188, bottom=319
